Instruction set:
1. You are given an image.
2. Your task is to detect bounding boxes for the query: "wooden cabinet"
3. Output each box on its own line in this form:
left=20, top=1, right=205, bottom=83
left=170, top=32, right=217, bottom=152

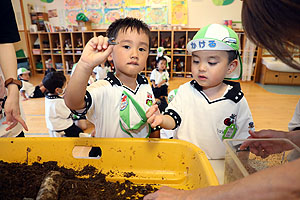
left=28, top=29, right=259, bottom=80
left=30, top=12, right=48, bottom=31
left=28, top=31, right=106, bottom=75
left=259, top=64, right=300, bottom=85
left=293, top=73, right=300, bottom=85
left=257, top=47, right=300, bottom=85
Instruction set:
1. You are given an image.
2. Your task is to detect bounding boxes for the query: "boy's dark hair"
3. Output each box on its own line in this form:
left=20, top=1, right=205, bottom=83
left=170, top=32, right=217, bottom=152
left=156, top=56, right=167, bottom=66
left=106, top=17, right=151, bottom=48
left=242, top=0, right=300, bottom=69
left=227, top=50, right=238, bottom=64
left=42, top=71, right=66, bottom=94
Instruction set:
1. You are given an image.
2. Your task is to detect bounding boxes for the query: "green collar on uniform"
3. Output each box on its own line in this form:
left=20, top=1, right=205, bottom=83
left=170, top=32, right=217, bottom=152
left=119, top=90, right=151, bottom=138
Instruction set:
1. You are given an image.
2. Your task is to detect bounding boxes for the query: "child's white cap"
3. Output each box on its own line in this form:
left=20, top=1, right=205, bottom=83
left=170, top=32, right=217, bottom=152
left=156, top=47, right=165, bottom=59
left=187, top=24, right=242, bottom=80
left=17, top=68, right=30, bottom=76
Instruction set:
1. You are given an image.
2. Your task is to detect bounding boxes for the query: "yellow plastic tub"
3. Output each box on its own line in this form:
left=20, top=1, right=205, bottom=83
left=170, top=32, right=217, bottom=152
left=0, top=138, right=218, bottom=189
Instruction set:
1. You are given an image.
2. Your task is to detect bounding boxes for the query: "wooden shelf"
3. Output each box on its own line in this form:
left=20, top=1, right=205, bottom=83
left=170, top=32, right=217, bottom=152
left=28, top=29, right=260, bottom=81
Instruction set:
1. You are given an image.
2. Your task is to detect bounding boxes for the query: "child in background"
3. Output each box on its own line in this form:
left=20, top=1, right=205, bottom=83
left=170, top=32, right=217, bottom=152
left=150, top=56, right=169, bottom=112
left=18, top=68, right=45, bottom=100
left=0, top=75, right=25, bottom=137
left=64, top=17, right=159, bottom=141
left=156, top=47, right=171, bottom=70
left=42, top=71, right=85, bottom=137
left=93, top=63, right=110, bottom=81
left=147, top=24, right=254, bottom=159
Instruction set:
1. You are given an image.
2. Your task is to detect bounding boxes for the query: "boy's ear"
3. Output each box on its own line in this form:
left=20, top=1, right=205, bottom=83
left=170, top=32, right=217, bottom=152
left=55, top=87, right=62, bottom=94
left=227, top=59, right=238, bottom=75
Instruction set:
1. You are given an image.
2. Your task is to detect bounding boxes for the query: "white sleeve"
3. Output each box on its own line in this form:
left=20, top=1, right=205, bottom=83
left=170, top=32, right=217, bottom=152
left=288, top=100, right=300, bottom=131
left=55, top=100, right=72, bottom=119
left=165, top=71, right=169, bottom=81
left=234, top=97, right=253, bottom=141
left=86, top=80, right=110, bottom=122
left=165, top=85, right=184, bottom=117
left=150, top=70, right=155, bottom=82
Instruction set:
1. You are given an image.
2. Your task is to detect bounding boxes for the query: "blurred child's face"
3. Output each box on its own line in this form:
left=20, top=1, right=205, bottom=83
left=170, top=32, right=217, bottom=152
left=191, top=50, right=236, bottom=90
left=56, top=82, right=66, bottom=95
left=157, top=60, right=167, bottom=71
left=20, top=73, right=30, bottom=81
left=111, top=29, right=149, bottom=78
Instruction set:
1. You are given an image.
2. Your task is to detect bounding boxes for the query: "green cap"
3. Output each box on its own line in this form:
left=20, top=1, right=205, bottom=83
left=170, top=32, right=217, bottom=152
left=17, top=68, right=30, bottom=76
left=187, top=24, right=242, bottom=80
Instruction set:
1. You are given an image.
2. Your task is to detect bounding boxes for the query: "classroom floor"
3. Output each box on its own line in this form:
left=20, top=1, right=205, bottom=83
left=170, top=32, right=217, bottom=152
left=22, top=73, right=300, bottom=137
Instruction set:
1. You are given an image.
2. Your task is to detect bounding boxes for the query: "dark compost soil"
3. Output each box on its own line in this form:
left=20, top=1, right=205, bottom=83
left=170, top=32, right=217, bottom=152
left=0, top=161, right=157, bottom=200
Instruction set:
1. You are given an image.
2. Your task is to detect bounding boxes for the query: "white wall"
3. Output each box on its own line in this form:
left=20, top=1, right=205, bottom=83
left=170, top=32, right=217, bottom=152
left=12, top=0, right=243, bottom=30
left=188, top=0, right=242, bottom=28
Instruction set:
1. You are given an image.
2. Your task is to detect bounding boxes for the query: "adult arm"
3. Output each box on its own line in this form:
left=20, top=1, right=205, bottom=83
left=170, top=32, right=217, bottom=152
left=144, top=158, right=300, bottom=200
left=240, top=130, right=300, bottom=157
left=0, top=43, right=28, bottom=131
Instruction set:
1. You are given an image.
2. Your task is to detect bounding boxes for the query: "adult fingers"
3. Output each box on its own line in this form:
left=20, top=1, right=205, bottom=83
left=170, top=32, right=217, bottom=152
left=14, top=115, right=28, bottom=131
left=143, top=191, right=158, bottom=200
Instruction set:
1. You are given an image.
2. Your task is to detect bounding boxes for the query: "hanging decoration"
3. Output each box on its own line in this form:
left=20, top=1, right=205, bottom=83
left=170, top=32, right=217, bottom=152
left=212, top=0, right=234, bottom=6
left=41, top=0, right=54, bottom=3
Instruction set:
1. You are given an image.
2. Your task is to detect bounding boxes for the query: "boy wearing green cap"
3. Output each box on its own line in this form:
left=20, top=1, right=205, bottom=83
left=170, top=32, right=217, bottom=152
left=147, top=24, right=254, bottom=159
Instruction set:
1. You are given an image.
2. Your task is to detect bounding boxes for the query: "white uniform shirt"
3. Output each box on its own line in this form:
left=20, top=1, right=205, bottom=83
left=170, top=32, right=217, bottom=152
left=45, top=95, right=73, bottom=131
left=150, top=69, right=169, bottom=86
left=84, top=72, right=155, bottom=138
left=20, top=80, right=35, bottom=98
left=288, top=99, right=300, bottom=131
left=165, top=80, right=253, bottom=159
left=93, top=65, right=109, bottom=80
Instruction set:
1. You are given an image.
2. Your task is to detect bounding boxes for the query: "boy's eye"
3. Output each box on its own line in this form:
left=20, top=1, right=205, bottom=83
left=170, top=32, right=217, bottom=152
left=208, top=62, right=217, bottom=65
left=193, top=60, right=200, bottom=64
left=123, top=45, right=130, bottom=49
left=139, top=47, right=146, bottom=52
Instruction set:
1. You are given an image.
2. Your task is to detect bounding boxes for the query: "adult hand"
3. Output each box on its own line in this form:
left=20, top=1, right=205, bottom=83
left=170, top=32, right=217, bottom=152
left=2, top=86, right=28, bottom=131
left=143, top=186, right=189, bottom=200
left=240, top=130, right=293, bottom=158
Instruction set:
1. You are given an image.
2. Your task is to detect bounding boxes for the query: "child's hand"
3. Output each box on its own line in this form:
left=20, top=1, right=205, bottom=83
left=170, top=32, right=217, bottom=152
left=146, top=104, right=163, bottom=128
left=79, top=36, right=114, bottom=70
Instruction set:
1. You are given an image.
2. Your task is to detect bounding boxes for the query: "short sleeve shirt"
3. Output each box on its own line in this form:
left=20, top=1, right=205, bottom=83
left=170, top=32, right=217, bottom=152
left=85, top=72, right=155, bottom=138
left=20, top=80, right=35, bottom=98
left=93, top=66, right=109, bottom=80
left=150, top=69, right=169, bottom=86
left=45, top=95, right=73, bottom=131
left=165, top=80, right=253, bottom=159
